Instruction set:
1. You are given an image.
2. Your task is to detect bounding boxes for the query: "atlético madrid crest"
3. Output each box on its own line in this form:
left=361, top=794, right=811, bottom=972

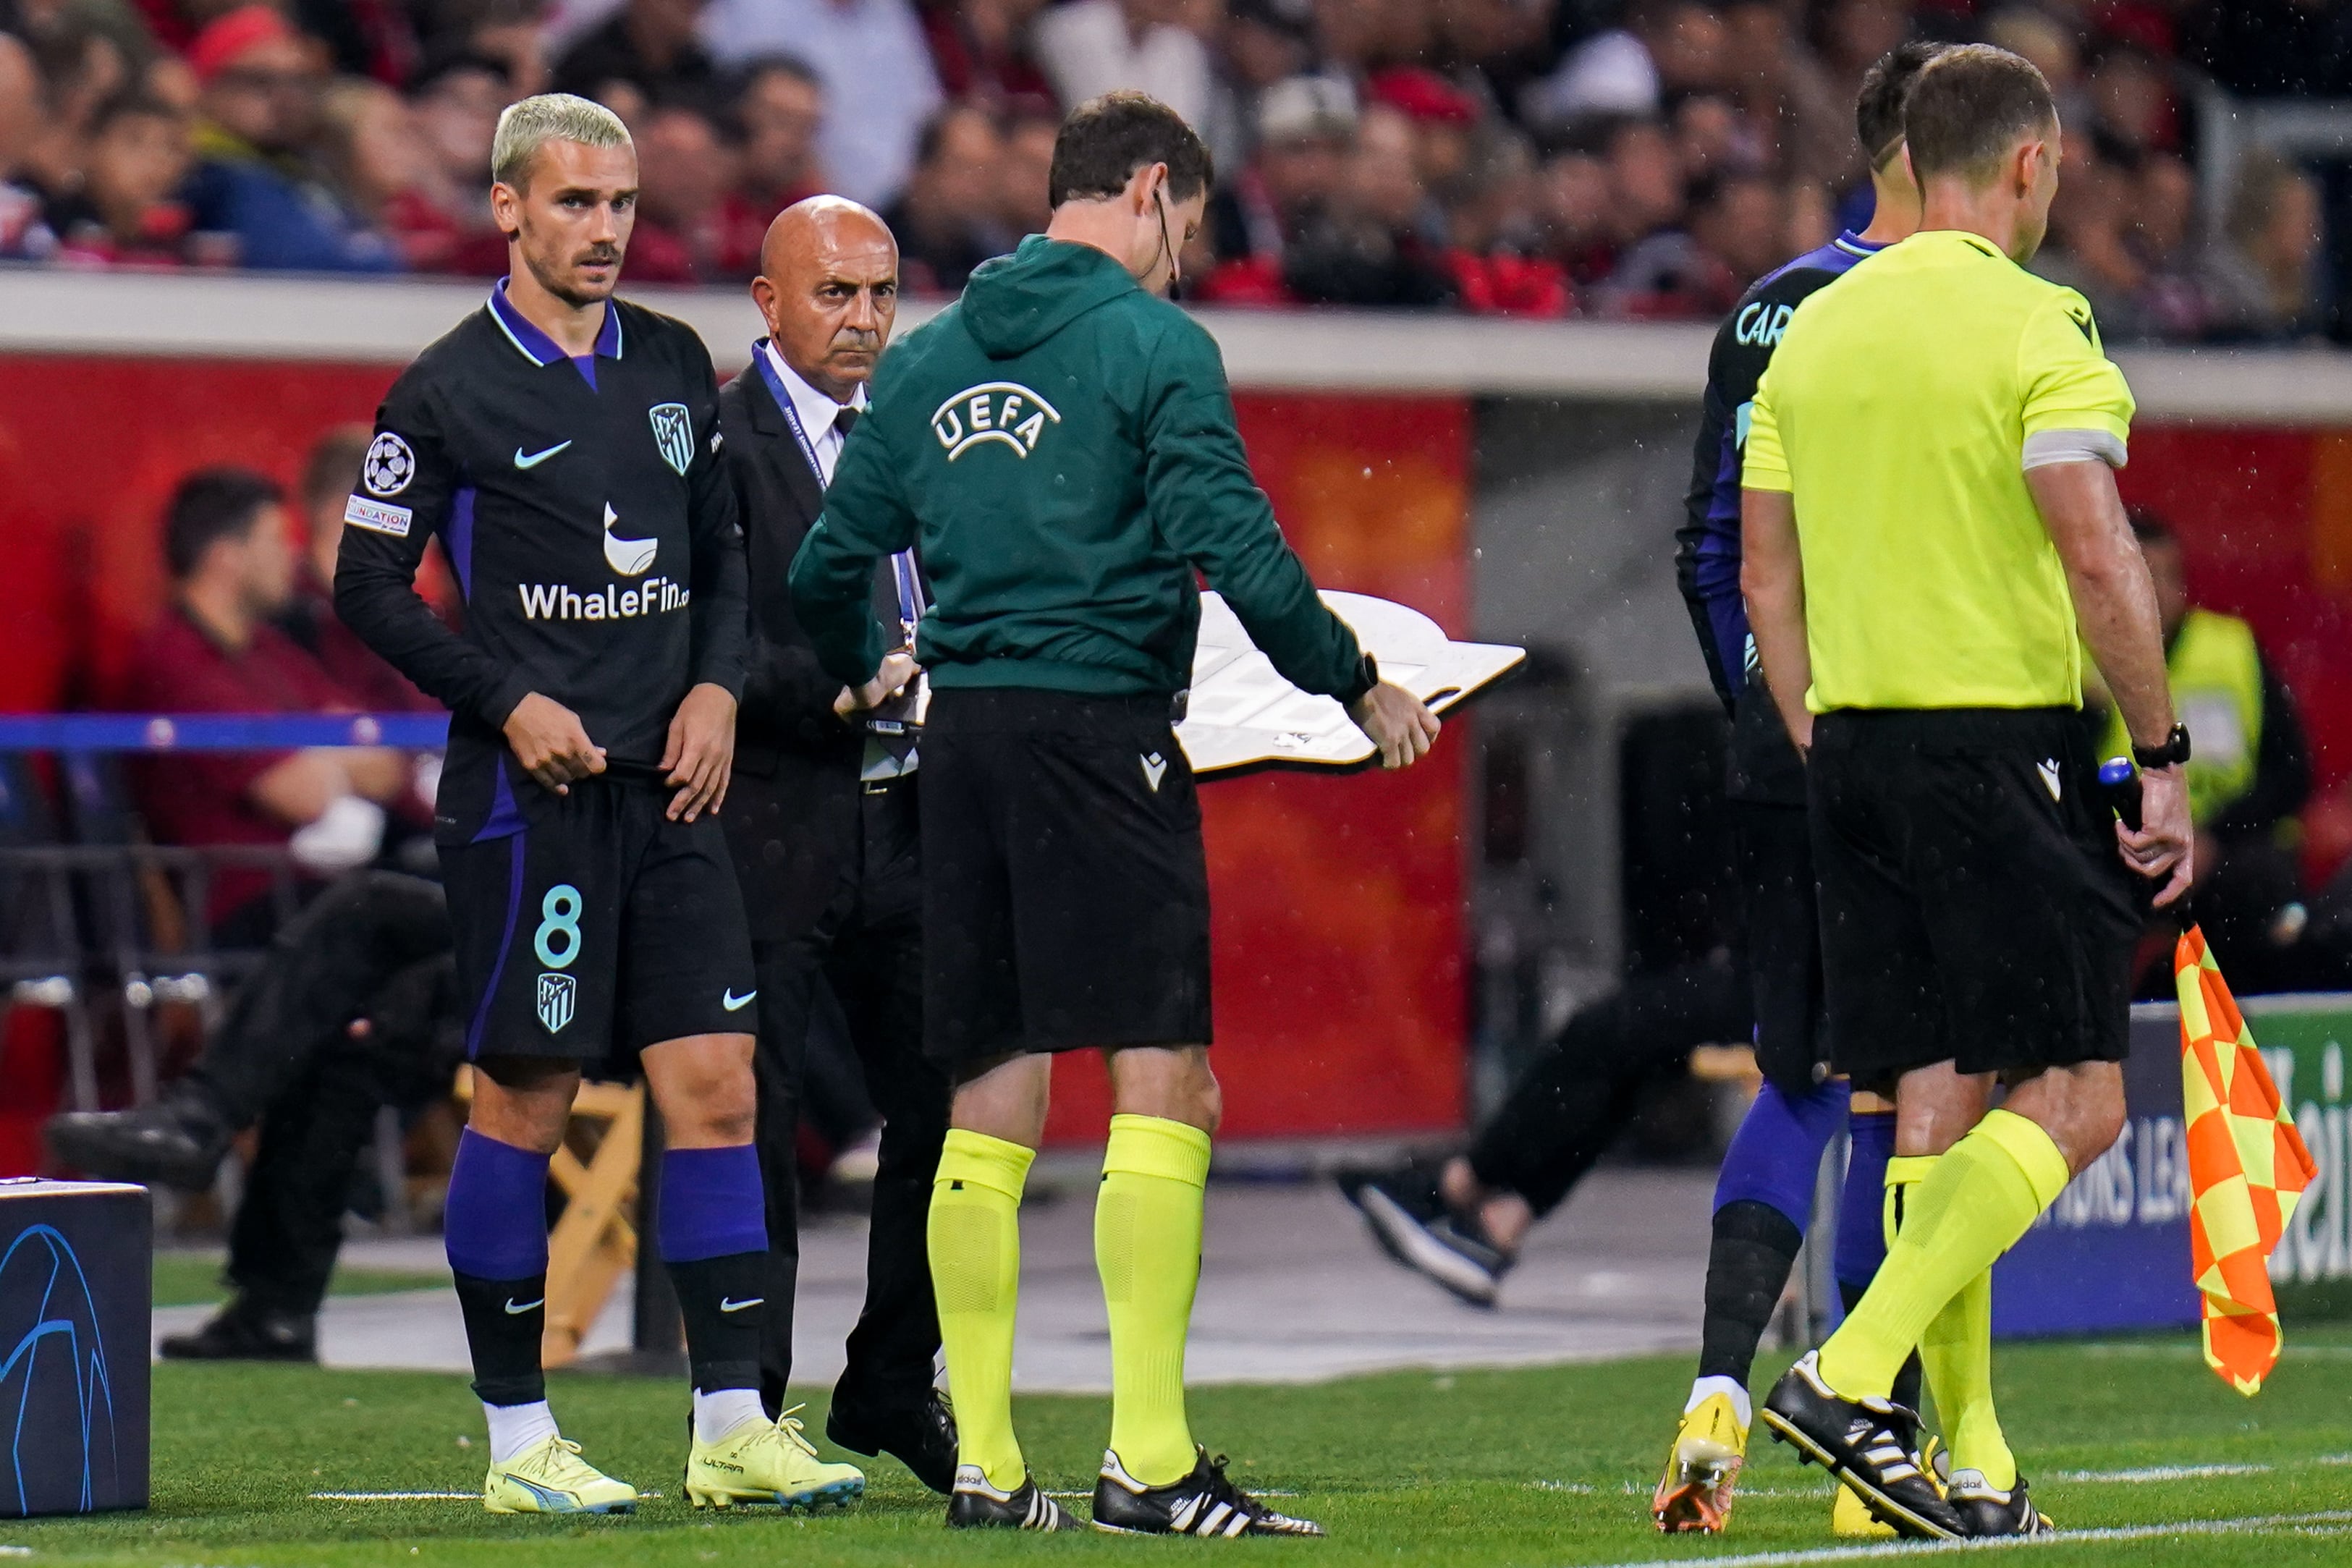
left=648, top=403, right=693, bottom=475
left=536, top=971, right=575, bottom=1033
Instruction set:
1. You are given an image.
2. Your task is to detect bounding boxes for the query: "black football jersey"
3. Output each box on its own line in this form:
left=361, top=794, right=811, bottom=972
left=336, top=282, right=748, bottom=844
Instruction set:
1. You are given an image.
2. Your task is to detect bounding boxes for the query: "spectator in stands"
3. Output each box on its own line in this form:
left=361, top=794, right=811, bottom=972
left=121, top=467, right=413, bottom=944
left=1218, top=0, right=1317, bottom=124
left=1201, top=72, right=1352, bottom=300
left=318, top=79, right=451, bottom=272
left=1719, top=0, right=1848, bottom=187
left=626, top=101, right=739, bottom=281
left=995, top=101, right=1058, bottom=237
left=2131, top=152, right=2212, bottom=342
left=1284, top=100, right=1456, bottom=307
left=884, top=101, right=1007, bottom=292
left=2084, top=35, right=2175, bottom=164
left=2032, top=150, right=2146, bottom=336
left=1365, top=65, right=1481, bottom=210
left=1536, top=143, right=1617, bottom=289
left=919, top=0, right=1055, bottom=109
left=1031, top=0, right=1216, bottom=152
left=0, top=33, right=48, bottom=258
left=401, top=54, right=509, bottom=274
left=1437, top=124, right=1568, bottom=317
left=1524, top=0, right=1726, bottom=127
left=2201, top=152, right=2327, bottom=343
left=281, top=426, right=436, bottom=717
left=1599, top=114, right=1686, bottom=253
left=702, top=0, right=943, bottom=208
left=731, top=55, right=827, bottom=220
left=1599, top=167, right=1772, bottom=318
left=549, top=0, right=723, bottom=112
left=41, top=91, right=194, bottom=265
left=179, top=4, right=399, bottom=271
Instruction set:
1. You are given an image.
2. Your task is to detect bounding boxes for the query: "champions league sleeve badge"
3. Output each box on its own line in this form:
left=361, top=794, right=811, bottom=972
left=649, top=403, right=694, bottom=476
left=363, top=431, right=416, bottom=496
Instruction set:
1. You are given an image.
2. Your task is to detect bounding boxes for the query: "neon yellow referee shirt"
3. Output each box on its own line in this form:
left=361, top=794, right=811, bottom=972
left=1742, top=228, right=2135, bottom=713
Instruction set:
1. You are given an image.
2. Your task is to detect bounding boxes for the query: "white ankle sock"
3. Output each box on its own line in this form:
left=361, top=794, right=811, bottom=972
left=1685, top=1375, right=1753, bottom=1428
left=483, top=1399, right=559, bottom=1464
left=693, top=1387, right=768, bottom=1444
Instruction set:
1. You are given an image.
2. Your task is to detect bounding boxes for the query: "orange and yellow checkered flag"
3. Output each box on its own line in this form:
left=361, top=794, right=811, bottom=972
left=2175, top=927, right=2317, bottom=1396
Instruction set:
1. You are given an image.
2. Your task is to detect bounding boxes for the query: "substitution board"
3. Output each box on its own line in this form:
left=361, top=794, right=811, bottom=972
left=1177, top=590, right=1524, bottom=777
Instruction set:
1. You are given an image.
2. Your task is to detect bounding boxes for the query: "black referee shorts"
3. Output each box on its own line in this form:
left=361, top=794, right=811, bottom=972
left=1733, top=800, right=1828, bottom=1095
left=441, top=776, right=757, bottom=1066
left=920, top=687, right=1212, bottom=1073
left=1809, top=708, right=2141, bottom=1085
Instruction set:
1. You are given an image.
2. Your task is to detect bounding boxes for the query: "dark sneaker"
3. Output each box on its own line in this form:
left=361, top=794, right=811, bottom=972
left=944, top=1465, right=1080, bottom=1530
left=1760, top=1352, right=1963, bottom=1541
left=1950, top=1470, right=2054, bottom=1538
left=1092, top=1447, right=1324, bottom=1538
left=828, top=1386, right=957, bottom=1495
left=1337, top=1165, right=1511, bottom=1307
left=46, top=1095, right=231, bottom=1191
left=159, top=1300, right=316, bottom=1363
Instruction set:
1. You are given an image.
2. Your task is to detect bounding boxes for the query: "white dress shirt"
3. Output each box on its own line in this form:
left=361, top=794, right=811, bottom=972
left=760, top=339, right=868, bottom=488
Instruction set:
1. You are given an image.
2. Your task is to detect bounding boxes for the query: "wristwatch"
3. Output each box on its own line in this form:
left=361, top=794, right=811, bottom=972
left=2133, top=723, right=2192, bottom=771
left=1340, top=652, right=1379, bottom=707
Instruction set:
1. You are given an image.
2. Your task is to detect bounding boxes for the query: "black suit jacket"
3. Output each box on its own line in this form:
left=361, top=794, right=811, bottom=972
left=718, top=359, right=876, bottom=944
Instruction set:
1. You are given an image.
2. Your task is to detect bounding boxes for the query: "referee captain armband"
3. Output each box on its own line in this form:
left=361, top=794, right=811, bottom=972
left=1177, top=591, right=1523, bottom=777
left=2021, top=428, right=2128, bottom=471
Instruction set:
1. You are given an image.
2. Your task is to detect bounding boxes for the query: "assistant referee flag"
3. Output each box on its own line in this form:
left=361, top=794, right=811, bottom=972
left=2176, top=926, right=2317, bottom=1396
left=1741, top=230, right=2135, bottom=713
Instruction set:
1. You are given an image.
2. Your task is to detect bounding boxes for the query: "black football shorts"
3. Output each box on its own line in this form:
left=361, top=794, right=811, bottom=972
left=1808, top=707, right=2141, bottom=1086
left=919, top=687, right=1213, bottom=1073
left=1733, top=800, right=1828, bottom=1095
left=441, top=776, right=756, bottom=1064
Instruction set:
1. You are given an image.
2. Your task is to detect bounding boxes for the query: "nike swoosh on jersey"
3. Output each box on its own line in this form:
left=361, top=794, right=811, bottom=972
left=719, top=1297, right=764, bottom=1313
left=504, top=1297, right=544, bottom=1315
left=514, top=440, right=573, bottom=469
left=723, top=988, right=757, bottom=1010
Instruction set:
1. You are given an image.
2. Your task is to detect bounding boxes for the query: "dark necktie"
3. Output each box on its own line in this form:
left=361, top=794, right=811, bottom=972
left=834, top=406, right=859, bottom=436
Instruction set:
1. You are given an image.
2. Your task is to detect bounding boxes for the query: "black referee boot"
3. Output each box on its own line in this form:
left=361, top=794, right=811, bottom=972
left=1950, top=1470, right=2054, bottom=1538
left=827, top=1386, right=957, bottom=1494
left=1092, top=1447, right=1324, bottom=1538
left=1761, top=1352, right=1963, bottom=1540
left=1337, top=1164, right=1511, bottom=1308
left=158, top=1297, right=317, bottom=1363
left=944, top=1465, right=1080, bottom=1530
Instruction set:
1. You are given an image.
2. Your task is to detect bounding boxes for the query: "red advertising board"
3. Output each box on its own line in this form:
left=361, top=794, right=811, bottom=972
left=0, top=355, right=1470, bottom=1149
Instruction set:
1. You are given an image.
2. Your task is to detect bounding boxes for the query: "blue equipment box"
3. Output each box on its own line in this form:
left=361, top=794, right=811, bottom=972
left=0, top=1179, right=150, bottom=1516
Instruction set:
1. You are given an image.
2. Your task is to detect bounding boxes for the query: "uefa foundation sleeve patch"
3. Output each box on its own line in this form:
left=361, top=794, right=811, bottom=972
left=344, top=495, right=415, bottom=537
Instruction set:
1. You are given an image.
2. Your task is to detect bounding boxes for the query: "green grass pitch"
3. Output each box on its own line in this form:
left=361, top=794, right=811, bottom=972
left=9, top=1328, right=2352, bottom=1567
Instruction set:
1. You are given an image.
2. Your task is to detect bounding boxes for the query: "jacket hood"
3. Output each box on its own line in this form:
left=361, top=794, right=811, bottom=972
left=961, top=234, right=1140, bottom=358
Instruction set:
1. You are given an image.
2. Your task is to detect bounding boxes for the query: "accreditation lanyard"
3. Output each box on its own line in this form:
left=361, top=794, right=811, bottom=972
left=754, top=341, right=921, bottom=643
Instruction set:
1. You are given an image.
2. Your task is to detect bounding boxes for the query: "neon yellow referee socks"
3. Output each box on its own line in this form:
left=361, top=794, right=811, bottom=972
left=1816, top=1109, right=2070, bottom=1402
left=1097, top=1113, right=1213, bottom=1487
left=1884, top=1156, right=2016, bottom=1492
left=930, top=1128, right=1034, bottom=1492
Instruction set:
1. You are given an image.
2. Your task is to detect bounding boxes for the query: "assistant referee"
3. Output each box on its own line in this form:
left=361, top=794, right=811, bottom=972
left=1738, top=46, right=2193, bottom=1541
left=792, top=92, right=1438, bottom=1535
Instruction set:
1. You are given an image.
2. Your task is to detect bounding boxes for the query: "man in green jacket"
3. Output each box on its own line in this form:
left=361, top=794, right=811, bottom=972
left=791, top=90, right=1439, bottom=1536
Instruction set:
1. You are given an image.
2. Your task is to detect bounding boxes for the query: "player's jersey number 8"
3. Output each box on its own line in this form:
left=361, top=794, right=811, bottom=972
left=535, top=885, right=583, bottom=969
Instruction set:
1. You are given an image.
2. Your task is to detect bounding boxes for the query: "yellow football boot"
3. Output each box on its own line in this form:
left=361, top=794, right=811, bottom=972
left=483, top=1435, right=639, bottom=1515
left=685, top=1406, right=866, bottom=1512
left=1652, top=1391, right=1746, bottom=1533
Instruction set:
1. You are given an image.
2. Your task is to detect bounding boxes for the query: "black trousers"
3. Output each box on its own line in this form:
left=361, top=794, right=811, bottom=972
left=196, top=872, right=460, bottom=1316
left=752, top=775, right=949, bottom=1412
left=1465, top=957, right=1751, bottom=1217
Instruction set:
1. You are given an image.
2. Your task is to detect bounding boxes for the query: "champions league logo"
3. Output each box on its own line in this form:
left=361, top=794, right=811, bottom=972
left=363, top=432, right=415, bottom=496
left=648, top=403, right=694, bottom=476
left=1, top=1224, right=122, bottom=1514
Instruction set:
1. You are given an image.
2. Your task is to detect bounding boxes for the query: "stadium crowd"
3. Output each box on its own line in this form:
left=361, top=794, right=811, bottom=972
left=0, top=0, right=2339, bottom=336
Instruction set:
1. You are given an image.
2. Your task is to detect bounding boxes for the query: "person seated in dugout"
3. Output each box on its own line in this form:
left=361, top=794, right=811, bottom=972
left=121, top=466, right=423, bottom=946
left=2086, top=510, right=2316, bottom=994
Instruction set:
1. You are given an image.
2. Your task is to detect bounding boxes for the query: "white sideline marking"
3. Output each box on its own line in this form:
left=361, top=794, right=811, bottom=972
left=1573, top=1510, right=2352, bottom=1567
left=0, top=1547, right=30, bottom=1557
left=2048, top=1463, right=2270, bottom=1482
left=308, top=1491, right=664, bottom=1501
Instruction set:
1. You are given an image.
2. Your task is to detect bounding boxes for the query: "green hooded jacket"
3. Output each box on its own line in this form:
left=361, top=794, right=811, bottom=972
left=788, top=234, right=1369, bottom=702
